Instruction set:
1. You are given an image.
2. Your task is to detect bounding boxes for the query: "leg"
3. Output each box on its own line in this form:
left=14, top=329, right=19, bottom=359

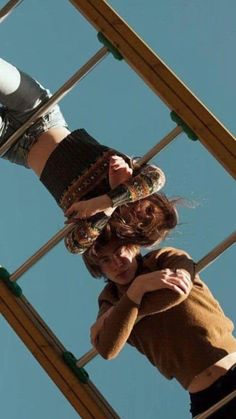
left=0, top=58, right=68, bottom=167
left=0, top=58, right=49, bottom=112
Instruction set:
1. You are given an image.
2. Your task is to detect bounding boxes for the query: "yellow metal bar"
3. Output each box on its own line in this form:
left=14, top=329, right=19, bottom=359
left=69, top=0, right=236, bottom=179
left=0, top=281, right=120, bottom=419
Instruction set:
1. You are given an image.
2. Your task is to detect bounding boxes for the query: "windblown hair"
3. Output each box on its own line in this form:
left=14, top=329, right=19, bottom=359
left=83, top=192, right=179, bottom=278
left=83, top=225, right=141, bottom=278
left=110, top=192, right=179, bottom=247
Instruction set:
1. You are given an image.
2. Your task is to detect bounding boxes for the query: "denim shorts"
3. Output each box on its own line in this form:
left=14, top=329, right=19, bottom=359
left=0, top=90, right=67, bottom=168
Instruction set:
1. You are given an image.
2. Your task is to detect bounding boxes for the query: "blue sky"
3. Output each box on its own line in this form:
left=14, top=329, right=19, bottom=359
left=0, top=1, right=235, bottom=418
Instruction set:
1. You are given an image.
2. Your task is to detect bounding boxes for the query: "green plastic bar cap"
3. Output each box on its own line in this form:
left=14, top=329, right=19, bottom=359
left=63, top=351, right=89, bottom=384
left=97, top=32, right=123, bottom=60
left=0, top=266, right=22, bottom=297
left=170, top=111, right=198, bottom=141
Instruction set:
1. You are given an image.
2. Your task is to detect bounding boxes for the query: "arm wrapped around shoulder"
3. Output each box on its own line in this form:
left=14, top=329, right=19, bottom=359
left=107, top=165, right=165, bottom=207
left=93, top=294, right=139, bottom=359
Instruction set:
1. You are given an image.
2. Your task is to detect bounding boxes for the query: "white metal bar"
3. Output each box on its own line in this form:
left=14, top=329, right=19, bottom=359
left=0, top=46, right=109, bottom=156
left=0, top=0, right=22, bottom=23
left=137, top=125, right=183, bottom=167
left=76, top=348, right=98, bottom=368
left=10, top=224, right=75, bottom=282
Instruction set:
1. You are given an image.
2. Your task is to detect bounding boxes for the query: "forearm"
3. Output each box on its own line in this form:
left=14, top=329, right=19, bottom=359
left=94, top=295, right=139, bottom=359
left=138, top=288, right=187, bottom=315
left=106, top=165, right=165, bottom=207
left=64, top=212, right=110, bottom=254
left=127, top=269, right=191, bottom=315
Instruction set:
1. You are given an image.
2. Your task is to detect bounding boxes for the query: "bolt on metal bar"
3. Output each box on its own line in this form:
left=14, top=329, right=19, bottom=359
left=75, top=230, right=236, bottom=368
left=0, top=0, right=22, bottom=23
left=194, top=390, right=236, bottom=419
left=0, top=46, right=109, bottom=156
left=137, top=125, right=183, bottom=167
left=10, top=224, right=75, bottom=282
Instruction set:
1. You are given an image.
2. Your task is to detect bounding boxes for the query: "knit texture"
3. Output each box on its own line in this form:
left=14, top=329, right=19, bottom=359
left=96, top=247, right=236, bottom=389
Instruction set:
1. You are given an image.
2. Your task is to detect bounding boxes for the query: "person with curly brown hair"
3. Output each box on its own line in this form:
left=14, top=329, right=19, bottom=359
left=0, top=57, right=181, bottom=253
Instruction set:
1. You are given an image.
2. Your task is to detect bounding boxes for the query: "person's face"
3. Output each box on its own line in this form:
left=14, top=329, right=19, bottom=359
left=98, top=242, right=138, bottom=286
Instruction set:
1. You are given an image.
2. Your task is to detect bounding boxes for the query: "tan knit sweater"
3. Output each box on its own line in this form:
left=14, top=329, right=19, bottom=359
left=95, top=247, right=236, bottom=389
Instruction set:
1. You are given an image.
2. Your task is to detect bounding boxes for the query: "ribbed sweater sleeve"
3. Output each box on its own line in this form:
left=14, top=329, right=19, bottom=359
left=94, top=294, right=139, bottom=359
left=107, top=165, right=165, bottom=207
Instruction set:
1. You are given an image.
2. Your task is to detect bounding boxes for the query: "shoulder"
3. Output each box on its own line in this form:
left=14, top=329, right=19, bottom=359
left=144, top=247, right=193, bottom=259
left=143, top=247, right=196, bottom=280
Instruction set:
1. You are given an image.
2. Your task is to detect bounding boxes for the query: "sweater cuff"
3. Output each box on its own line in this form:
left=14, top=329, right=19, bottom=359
left=123, top=294, right=141, bottom=309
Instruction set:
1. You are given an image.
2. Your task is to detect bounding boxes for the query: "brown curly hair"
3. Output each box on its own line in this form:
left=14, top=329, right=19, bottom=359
left=109, top=192, right=179, bottom=246
left=83, top=192, right=179, bottom=278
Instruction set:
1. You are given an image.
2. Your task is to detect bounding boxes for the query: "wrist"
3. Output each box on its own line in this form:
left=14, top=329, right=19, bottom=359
left=102, top=194, right=114, bottom=216
left=127, top=277, right=145, bottom=305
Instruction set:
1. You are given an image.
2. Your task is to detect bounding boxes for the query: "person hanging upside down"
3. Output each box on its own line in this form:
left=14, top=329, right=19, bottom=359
left=0, top=57, right=180, bottom=253
left=83, top=228, right=236, bottom=418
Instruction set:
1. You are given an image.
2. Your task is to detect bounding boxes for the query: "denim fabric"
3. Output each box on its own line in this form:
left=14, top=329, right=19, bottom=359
left=0, top=101, right=67, bottom=168
left=189, top=363, right=236, bottom=418
left=0, top=58, right=67, bottom=168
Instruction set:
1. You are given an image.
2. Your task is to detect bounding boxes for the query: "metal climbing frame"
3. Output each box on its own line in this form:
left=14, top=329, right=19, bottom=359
left=1, top=228, right=235, bottom=418
left=0, top=280, right=120, bottom=419
left=0, top=0, right=235, bottom=418
left=70, top=0, right=236, bottom=180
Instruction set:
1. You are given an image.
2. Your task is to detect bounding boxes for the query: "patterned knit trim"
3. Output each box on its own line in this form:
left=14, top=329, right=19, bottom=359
left=126, top=176, right=151, bottom=201
left=59, top=148, right=115, bottom=211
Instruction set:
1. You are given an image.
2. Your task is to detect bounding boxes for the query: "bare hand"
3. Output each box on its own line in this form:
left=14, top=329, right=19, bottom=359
left=139, top=269, right=192, bottom=295
left=109, top=155, right=133, bottom=189
left=127, top=269, right=192, bottom=304
left=64, top=194, right=113, bottom=222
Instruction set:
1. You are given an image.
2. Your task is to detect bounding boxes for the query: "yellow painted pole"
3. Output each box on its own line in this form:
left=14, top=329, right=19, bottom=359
left=70, top=0, right=236, bottom=178
left=0, top=281, right=120, bottom=418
